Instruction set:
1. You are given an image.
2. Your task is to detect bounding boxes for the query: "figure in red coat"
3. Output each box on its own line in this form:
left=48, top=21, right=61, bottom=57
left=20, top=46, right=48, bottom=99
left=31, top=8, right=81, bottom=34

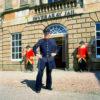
left=76, top=41, right=88, bottom=71
left=25, top=45, right=35, bottom=71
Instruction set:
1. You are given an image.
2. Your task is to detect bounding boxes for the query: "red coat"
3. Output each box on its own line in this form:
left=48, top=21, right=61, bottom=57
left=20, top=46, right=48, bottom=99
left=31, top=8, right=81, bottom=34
left=77, top=45, right=88, bottom=59
left=26, top=48, right=34, bottom=64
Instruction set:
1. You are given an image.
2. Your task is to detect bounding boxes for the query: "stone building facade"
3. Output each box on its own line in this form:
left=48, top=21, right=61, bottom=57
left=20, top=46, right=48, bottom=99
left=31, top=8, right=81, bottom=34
left=0, top=0, right=100, bottom=71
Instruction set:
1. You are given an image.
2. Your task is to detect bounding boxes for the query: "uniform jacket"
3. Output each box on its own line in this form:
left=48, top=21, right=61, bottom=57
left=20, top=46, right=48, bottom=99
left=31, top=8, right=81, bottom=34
left=26, top=48, right=35, bottom=64
left=77, top=46, right=88, bottom=59
left=33, top=38, right=57, bottom=70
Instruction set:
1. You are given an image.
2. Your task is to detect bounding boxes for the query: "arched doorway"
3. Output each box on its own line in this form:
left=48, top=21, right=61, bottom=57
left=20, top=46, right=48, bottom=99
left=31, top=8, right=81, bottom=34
left=44, top=23, right=68, bottom=70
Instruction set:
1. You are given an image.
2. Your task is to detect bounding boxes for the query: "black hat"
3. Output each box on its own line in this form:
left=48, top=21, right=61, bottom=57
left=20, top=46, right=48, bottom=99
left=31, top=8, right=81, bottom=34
left=26, top=45, right=31, bottom=49
left=79, top=41, right=85, bottom=44
left=43, top=29, right=51, bottom=35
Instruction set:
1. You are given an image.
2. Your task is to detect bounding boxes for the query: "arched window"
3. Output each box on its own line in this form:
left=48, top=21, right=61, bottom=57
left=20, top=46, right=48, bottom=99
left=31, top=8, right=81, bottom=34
left=45, top=23, right=67, bottom=35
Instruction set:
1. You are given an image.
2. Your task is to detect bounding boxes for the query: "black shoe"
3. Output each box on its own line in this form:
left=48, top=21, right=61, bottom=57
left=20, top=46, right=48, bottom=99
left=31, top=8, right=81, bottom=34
left=48, top=88, right=52, bottom=90
left=45, top=87, right=53, bottom=90
left=35, top=90, right=40, bottom=93
left=35, top=88, right=41, bottom=93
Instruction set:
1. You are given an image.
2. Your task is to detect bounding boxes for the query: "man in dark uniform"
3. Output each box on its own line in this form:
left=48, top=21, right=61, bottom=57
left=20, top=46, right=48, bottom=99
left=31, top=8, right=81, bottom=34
left=33, top=29, right=57, bottom=93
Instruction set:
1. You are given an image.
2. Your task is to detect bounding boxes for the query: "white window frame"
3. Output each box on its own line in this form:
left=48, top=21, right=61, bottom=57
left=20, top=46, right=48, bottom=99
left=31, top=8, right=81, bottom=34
left=96, top=22, right=100, bottom=58
left=11, top=33, right=22, bottom=61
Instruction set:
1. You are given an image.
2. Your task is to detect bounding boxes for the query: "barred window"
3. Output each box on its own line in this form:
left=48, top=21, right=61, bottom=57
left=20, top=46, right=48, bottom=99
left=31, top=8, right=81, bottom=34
left=11, top=33, right=22, bottom=61
left=96, top=23, right=100, bottom=58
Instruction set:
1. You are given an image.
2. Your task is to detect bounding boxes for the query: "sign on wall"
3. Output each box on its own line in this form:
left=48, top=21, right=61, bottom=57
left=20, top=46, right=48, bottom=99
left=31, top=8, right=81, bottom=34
left=29, top=9, right=74, bottom=22
left=28, top=8, right=84, bottom=22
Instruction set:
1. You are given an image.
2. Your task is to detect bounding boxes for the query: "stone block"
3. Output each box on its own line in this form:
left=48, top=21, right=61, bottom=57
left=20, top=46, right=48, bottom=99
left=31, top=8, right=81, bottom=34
left=68, top=29, right=77, bottom=34
left=73, top=24, right=81, bottom=29
left=82, top=23, right=90, bottom=28
left=77, top=18, right=85, bottom=23
left=77, top=28, right=86, bottom=33
left=73, top=34, right=81, bottom=38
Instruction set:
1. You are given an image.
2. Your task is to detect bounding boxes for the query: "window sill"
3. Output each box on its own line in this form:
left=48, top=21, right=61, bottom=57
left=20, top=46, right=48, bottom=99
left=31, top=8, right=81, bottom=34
left=11, top=59, right=22, bottom=62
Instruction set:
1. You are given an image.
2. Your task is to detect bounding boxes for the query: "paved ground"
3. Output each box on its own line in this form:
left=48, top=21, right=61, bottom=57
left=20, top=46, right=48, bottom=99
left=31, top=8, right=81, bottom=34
left=0, top=70, right=100, bottom=100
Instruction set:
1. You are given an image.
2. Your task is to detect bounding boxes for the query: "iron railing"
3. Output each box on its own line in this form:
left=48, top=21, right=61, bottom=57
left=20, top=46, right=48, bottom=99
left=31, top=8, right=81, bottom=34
left=33, top=0, right=84, bottom=13
left=4, top=0, right=84, bottom=12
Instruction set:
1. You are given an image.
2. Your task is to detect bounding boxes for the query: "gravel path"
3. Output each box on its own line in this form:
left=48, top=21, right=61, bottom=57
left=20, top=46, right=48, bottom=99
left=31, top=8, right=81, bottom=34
left=0, top=70, right=100, bottom=100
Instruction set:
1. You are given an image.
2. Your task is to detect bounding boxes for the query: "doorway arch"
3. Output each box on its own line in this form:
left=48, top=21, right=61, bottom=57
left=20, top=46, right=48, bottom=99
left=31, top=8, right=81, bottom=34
left=44, top=23, right=67, bottom=35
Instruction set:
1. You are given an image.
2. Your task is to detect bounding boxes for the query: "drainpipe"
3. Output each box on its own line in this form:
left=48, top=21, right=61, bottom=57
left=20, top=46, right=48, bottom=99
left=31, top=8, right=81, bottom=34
left=0, top=16, right=3, bottom=71
left=1, top=25, right=3, bottom=71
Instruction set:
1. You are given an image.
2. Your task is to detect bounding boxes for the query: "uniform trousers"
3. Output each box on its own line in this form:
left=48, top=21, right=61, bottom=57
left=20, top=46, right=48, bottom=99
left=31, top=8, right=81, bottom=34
left=26, top=61, right=33, bottom=71
left=78, top=58, right=87, bottom=71
left=35, top=62, right=52, bottom=91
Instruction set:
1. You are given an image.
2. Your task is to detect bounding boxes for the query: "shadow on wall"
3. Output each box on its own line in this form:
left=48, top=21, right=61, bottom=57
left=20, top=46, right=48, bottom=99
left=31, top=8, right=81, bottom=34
left=72, top=47, right=79, bottom=71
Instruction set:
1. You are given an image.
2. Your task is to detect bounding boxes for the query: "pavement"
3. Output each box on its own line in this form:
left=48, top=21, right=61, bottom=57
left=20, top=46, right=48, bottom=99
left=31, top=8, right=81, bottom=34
left=0, top=69, right=100, bottom=100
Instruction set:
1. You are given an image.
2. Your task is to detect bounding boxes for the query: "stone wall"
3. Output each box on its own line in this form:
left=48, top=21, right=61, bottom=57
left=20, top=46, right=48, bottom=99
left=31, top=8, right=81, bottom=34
left=0, top=11, right=100, bottom=71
